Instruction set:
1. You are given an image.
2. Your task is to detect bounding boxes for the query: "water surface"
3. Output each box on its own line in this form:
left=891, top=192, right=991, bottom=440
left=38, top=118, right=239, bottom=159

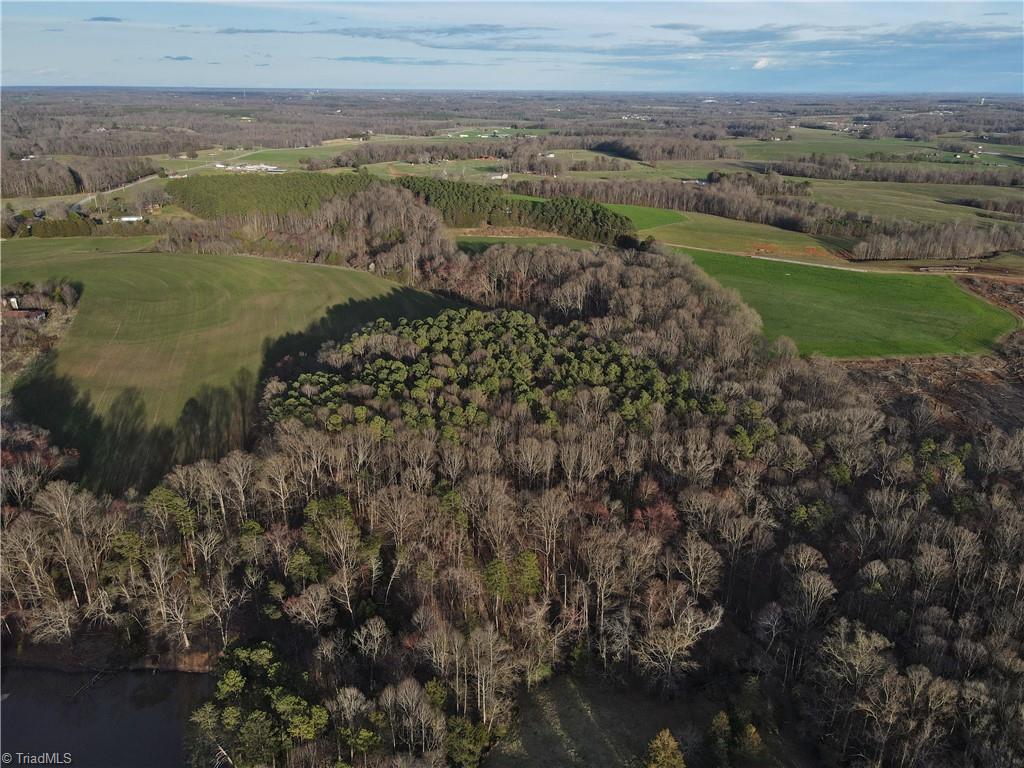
left=1, top=666, right=211, bottom=768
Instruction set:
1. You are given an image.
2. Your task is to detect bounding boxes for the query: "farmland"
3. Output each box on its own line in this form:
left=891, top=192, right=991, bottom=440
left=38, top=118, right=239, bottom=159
left=2, top=236, right=449, bottom=490
left=679, top=247, right=1018, bottom=357
left=449, top=204, right=1019, bottom=356
left=607, top=203, right=852, bottom=262
left=451, top=220, right=1017, bottom=356
left=2, top=237, right=447, bottom=426
left=731, top=126, right=1024, bottom=164
left=802, top=179, right=1022, bottom=223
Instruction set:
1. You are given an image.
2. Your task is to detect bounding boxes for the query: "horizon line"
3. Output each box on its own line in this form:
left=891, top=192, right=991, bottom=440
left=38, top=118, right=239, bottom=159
left=2, top=84, right=1020, bottom=97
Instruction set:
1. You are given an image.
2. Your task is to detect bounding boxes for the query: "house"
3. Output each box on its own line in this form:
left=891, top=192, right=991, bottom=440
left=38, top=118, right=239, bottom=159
left=490, top=173, right=509, bottom=180
left=113, top=215, right=144, bottom=223
left=3, top=308, right=47, bottom=322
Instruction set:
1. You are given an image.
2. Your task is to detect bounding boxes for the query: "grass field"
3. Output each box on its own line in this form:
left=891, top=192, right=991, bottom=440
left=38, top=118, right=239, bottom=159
left=232, top=128, right=545, bottom=170
left=2, top=237, right=447, bottom=425
left=804, top=179, right=1022, bottom=223
left=446, top=222, right=1017, bottom=356
left=730, top=126, right=1021, bottom=163
left=679, top=248, right=1019, bottom=356
left=605, top=203, right=686, bottom=230
left=608, top=203, right=852, bottom=262
left=2, top=236, right=449, bottom=490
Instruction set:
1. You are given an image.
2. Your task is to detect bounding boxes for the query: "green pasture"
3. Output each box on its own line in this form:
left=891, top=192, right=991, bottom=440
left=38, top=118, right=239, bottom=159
left=679, top=247, right=1019, bottom=357
left=1, top=237, right=447, bottom=426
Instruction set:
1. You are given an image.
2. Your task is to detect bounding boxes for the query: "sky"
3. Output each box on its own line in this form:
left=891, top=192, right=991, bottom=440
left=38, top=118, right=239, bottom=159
left=2, top=1, right=1022, bottom=92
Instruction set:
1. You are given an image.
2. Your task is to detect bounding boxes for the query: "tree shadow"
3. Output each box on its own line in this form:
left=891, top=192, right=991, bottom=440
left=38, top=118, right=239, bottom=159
left=258, top=285, right=454, bottom=382
left=10, top=287, right=453, bottom=495
left=10, top=353, right=170, bottom=494
left=809, top=234, right=856, bottom=257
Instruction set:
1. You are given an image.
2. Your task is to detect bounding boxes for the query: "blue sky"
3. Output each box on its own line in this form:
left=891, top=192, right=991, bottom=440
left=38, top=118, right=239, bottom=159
left=3, top=2, right=1022, bottom=92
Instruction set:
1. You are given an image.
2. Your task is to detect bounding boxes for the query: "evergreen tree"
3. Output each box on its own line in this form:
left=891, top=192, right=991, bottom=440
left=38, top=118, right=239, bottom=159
left=645, top=728, right=686, bottom=768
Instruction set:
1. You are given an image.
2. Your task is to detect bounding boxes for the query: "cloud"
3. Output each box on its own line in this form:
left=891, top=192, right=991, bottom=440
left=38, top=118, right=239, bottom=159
left=215, top=23, right=550, bottom=51
left=982, top=12, right=1009, bottom=16
left=162, top=55, right=193, bottom=61
left=85, top=16, right=122, bottom=23
left=43, top=28, right=62, bottom=33
left=752, top=57, right=777, bottom=70
left=217, top=23, right=546, bottom=37
left=653, top=23, right=702, bottom=31
left=218, top=28, right=285, bottom=35
left=316, top=55, right=459, bottom=66
left=255, top=63, right=270, bottom=67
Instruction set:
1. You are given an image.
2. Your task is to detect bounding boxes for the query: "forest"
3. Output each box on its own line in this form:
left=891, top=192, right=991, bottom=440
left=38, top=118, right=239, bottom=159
left=166, top=173, right=376, bottom=217
left=4, top=221, right=1023, bottom=768
left=2, top=155, right=158, bottom=198
left=162, top=175, right=637, bottom=262
left=2, top=89, right=1023, bottom=768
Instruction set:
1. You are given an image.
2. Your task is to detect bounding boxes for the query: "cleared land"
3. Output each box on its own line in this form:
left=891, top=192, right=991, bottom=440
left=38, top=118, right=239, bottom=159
left=2, top=237, right=447, bottom=425
left=679, top=247, right=1019, bottom=357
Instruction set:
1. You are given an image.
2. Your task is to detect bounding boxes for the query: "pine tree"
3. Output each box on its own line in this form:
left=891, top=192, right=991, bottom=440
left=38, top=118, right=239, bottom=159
left=645, top=728, right=686, bottom=768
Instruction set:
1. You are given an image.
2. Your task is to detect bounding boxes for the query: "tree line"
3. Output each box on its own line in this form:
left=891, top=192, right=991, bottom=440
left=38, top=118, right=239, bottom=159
left=166, top=173, right=375, bottom=218
left=509, top=176, right=1024, bottom=260
left=2, top=156, right=158, bottom=198
left=765, top=153, right=1023, bottom=187
left=396, top=177, right=637, bottom=245
left=162, top=184, right=454, bottom=281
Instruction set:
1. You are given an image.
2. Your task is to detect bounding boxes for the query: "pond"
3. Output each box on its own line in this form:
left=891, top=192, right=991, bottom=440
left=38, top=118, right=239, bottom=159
left=0, top=666, right=211, bottom=768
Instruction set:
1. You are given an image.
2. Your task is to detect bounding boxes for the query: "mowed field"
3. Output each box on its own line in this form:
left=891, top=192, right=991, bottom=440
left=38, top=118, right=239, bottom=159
left=2, top=237, right=447, bottom=425
left=803, top=179, right=1023, bottom=224
left=608, top=203, right=853, bottom=263
left=678, top=248, right=1019, bottom=357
